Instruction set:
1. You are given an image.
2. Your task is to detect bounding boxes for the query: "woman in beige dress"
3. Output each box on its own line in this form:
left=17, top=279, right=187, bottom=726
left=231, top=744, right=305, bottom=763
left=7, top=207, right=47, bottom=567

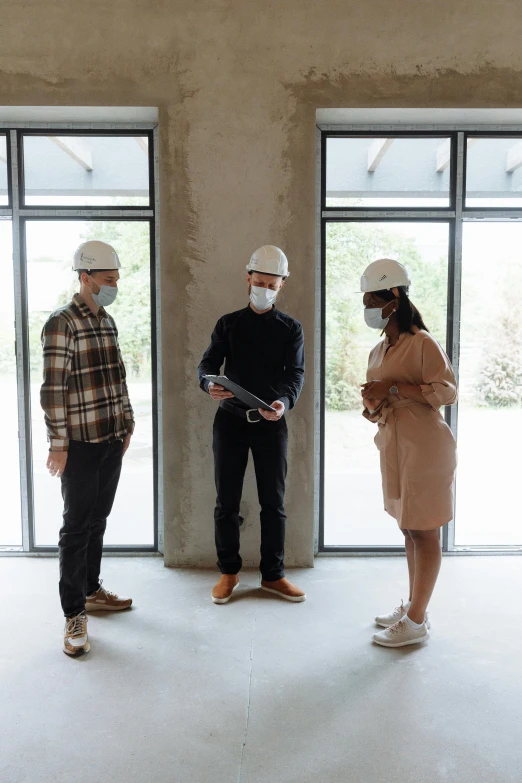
left=360, top=259, right=457, bottom=648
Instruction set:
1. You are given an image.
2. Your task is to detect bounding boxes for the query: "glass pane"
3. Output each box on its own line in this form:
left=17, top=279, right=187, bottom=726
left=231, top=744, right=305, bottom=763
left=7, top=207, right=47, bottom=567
left=456, top=223, right=522, bottom=546
left=27, top=220, right=154, bottom=546
left=324, top=221, right=449, bottom=546
left=466, top=136, right=522, bottom=207
left=0, top=135, right=8, bottom=205
left=0, top=220, right=22, bottom=545
left=326, top=137, right=451, bottom=207
left=23, top=135, right=150, bottom=207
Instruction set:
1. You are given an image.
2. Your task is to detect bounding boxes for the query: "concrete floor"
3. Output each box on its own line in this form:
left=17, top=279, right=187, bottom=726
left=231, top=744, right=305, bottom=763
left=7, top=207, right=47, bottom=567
left=1, top=555, right=521, bottom=783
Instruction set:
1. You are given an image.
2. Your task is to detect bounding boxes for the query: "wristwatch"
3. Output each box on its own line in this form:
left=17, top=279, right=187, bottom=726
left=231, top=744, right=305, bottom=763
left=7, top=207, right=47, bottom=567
left=389, top=384, right=399, bottom=396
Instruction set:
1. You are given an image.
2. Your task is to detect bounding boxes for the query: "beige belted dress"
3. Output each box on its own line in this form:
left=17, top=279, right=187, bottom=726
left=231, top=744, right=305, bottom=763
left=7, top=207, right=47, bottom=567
left=363, top=328, right=457, bottom=531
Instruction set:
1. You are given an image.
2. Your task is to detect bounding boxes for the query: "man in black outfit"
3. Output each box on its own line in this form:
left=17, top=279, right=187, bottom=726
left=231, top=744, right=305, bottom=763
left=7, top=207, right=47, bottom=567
left=198, top=245, right=305, bottom=604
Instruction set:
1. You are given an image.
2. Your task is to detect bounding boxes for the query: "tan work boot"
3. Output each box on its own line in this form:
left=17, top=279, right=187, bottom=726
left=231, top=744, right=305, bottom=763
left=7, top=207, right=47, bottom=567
left=260, top=577, right=306, bottom=603
left=212, top=574, right=239, bottom=604
left=85, top=580, right=132, bottom=612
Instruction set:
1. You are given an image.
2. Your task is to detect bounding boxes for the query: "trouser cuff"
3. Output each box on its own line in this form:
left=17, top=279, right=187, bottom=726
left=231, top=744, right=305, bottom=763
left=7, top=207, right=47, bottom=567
left=64, top=608, right=86, bottom=619
left=260, top=573, right=285, bottom=583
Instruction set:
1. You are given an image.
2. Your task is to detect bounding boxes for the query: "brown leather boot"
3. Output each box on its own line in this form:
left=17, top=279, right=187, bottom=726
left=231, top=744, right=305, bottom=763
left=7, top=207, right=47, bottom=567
left=260, top=578, right=306, bottom=603
left=212, top=574, right=239, bottom=604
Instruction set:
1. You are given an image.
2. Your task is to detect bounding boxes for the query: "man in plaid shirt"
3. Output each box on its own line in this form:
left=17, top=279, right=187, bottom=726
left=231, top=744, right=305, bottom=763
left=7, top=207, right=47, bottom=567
left=41, top=240, right=134, bottom=657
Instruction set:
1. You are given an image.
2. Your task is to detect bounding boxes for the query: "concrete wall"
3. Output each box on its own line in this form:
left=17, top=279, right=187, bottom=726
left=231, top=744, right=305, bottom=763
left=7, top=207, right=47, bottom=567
left=2, top=1, right=522, bottom=567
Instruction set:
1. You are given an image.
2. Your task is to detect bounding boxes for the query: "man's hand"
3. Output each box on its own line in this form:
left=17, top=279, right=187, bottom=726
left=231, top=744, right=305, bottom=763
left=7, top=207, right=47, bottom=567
left=47, top=451, right=68, bottom=478
left=209, top=382, right=234, bottom=401
left=123, top=434, right=132, bottom=456
left=259, top=400, right=285, bottom=422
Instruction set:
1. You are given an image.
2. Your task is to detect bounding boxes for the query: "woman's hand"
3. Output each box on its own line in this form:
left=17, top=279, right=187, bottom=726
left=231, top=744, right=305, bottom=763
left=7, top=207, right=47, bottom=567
left=362, top=396, right=375, bottom=412
left=361, top=381, right=389, bottom=404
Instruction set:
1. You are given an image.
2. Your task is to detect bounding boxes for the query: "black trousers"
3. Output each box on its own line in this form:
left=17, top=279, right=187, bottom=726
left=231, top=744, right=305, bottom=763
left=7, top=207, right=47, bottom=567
left=59, top=439, right=123, bottom=617
left=213, top=407, right=288, bottom=582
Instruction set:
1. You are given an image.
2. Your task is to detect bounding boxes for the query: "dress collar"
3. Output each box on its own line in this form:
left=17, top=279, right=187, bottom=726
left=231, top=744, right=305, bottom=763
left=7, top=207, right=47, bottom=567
left=384, top=327, right=418, bottom=347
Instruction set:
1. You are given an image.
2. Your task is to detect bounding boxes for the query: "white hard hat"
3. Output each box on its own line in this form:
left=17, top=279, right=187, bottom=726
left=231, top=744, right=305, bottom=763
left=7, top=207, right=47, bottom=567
left=73, top=240, right=121, bottom=271
left=247, top=245, right=289, bottom=277
left=360, top=258, right=411, bottom=293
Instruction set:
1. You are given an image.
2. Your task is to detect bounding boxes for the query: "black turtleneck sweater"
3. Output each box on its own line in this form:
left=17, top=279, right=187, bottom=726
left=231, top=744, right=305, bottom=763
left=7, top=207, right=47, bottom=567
left=198, top=305, right=305, bottom=412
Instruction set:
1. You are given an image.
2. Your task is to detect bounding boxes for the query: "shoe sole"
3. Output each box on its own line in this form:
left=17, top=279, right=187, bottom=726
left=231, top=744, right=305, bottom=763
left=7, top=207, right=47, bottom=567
left=85, top=603, right=132, bottom=612
left=212, top=583, right=239, bottom=604
left=260, top=586, right=306, bottom=603
left=63, top=642, right=90, bottom=656
left=373, top=631, right=430, bottom=648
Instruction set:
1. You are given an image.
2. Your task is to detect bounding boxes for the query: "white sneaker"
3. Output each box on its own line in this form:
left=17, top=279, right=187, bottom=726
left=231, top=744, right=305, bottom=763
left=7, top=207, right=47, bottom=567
left=375, top=600, right=431, bottom=629
left=63, top=612, right=90, bottom=656
left=375, top=600, right=408, bottom=627
left=373, top=616, right=430, bottom=648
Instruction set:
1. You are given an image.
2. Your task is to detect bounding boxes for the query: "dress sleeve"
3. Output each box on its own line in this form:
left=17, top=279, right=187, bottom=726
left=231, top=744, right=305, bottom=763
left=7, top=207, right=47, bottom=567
left=420, top=334, right=458, bottom=410
left=362, top=343, right=383, bottom=421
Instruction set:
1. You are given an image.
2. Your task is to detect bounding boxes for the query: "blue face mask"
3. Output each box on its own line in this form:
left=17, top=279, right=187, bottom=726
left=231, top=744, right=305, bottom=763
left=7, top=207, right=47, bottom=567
left=91, top=283, right=118, bottom=308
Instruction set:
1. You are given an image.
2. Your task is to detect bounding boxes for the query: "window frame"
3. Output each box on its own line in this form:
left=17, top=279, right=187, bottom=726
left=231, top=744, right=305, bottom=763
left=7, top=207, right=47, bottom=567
left=317, top=126, right=522, bottom=556
left=462, top=131, right=522, bottom=211
left=18, top=129, right=154, bottom=211
left=0, top=123, right=162, bottom=556
left=0, top=131, right=13, bottom=209
left=323, top=131, right=457, bottom=213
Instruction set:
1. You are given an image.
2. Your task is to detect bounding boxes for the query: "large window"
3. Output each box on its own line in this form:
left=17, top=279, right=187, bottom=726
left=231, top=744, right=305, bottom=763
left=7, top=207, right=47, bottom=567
left=320, top=130, right=522, bottom=553
left=324, top=221, right=448, bottom=547
left=456, top=223, right=522, bottom=547
left=0, top=127, right=158, bottom=553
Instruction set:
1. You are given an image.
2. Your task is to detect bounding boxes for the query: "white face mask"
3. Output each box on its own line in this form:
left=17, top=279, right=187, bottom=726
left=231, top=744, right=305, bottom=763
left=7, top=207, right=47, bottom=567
left=250, top=285, right=277, bottom=311
left=364, top=307, right=390, bottom=330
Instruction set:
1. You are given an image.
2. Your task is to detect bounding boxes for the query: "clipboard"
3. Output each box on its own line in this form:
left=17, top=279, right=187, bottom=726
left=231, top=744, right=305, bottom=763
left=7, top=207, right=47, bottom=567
left=204, top=375, right=276, bottom=412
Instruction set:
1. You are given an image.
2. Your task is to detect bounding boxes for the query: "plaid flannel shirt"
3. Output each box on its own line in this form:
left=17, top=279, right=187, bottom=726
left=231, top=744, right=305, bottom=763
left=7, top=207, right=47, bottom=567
left=40, top=294, right=135, bottom=452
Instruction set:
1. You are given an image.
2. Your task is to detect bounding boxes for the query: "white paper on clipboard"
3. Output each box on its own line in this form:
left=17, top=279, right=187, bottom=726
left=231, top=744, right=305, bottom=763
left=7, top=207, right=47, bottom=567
left=204, top=375, right=276, bottom=411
